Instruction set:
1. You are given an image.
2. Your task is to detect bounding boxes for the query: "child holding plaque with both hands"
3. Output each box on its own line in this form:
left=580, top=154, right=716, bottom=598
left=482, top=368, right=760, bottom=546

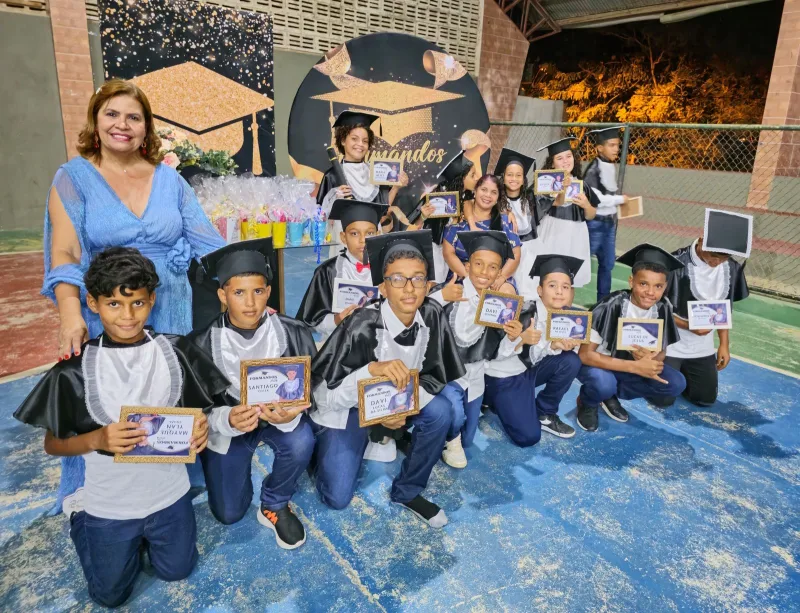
left=310, top=230, right=465, bottom=527
left=188, top=238, right=317, bottom=550
left=576, top=244, right=687, bottom=432
left=14, top=248, right=228, bottom=608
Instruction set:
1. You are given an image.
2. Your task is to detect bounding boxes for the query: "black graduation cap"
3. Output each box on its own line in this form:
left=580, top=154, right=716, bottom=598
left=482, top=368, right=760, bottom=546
left=457, top=230, right=515, bottom=265
left=587, top=126, right=624, bottom=144
left=200, top=238, right=274, bottom=288
left=364, top=230, right=435, bottom=286
left=703, top=208, right=753, bottom=258
left=529, top=254, right=584, bottom=282
left=616, top=243, right=684, bottom=272
left=535, top=137, right=576, bottom=157
left=329, top=199, right=388, bottom=231
left=494, top=148, right=536, bottom=177
left=332, top=110, right=380, bottom=129
left=437, top=150, right=473, bottom=182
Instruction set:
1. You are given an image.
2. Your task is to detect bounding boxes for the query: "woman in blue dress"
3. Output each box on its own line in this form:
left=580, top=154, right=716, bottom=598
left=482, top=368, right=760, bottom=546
left=442, top=174, right=522, bottom=290
left=44, top=80, right=225, bottom=511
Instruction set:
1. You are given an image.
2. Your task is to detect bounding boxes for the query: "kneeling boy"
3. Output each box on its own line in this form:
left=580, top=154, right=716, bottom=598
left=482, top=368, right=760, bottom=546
left=14, top=247, right=227, bottom=608
left=576, top=244, right=687, bottom=431
left=310, top=230, right=465, bottom=527
left=190, top=238, right=317, bottom=549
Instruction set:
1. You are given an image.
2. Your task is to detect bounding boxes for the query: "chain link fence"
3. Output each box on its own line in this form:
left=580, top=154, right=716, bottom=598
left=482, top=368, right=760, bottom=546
left=494, top=121, right=800, bottom=300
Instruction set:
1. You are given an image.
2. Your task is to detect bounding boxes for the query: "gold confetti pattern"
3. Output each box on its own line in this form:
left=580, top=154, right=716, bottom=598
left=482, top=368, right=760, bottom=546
left=313, top=44, right=352, bottom=76
left=312, top=81, right=462, bottom=113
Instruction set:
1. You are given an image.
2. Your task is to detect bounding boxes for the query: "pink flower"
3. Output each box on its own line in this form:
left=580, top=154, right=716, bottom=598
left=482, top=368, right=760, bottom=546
left=162, top=152, right=180, bottom=168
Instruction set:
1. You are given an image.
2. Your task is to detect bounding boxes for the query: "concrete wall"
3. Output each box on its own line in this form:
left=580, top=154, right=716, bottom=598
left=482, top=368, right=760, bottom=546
left=504, top=96, right=564, bottom=170
left=1, top=12, right=67, bottom=231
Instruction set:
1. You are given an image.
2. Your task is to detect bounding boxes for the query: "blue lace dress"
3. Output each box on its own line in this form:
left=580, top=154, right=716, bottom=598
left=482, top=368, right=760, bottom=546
left=43, top=157, right=225, bottom=510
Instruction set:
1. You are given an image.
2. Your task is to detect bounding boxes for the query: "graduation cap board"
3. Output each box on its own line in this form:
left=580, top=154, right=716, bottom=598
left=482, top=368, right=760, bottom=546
left=494, top=148, right=536, bottom=177
left=201, top=238, right=275, bottom=288
left=437, top=150, right=473, bottom=182
left=457, top=230, right=515, bottom=265
left=364, top=230, right=436, bottom=287
left=312, top=81, right=463, bottom=146
left=529, top=254, right=584, bottom=283
left=329, top=199, right=388, bottom=231
left=132, top=62, right=274, bottom=174
left=587, top=126, right=624, bottom=144
left=616, top=243, right=684, bottom=273
left=535, top=138, right=577, bottom=157
left=703, top=208, right=753, bottom=258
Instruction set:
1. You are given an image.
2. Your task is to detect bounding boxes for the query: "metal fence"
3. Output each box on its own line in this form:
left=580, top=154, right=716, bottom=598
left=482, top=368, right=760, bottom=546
left=492, top=121, right=800, bottom=300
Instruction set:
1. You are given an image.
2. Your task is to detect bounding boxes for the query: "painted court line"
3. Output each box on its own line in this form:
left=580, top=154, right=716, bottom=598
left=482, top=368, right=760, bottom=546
left=0, top=363, right=54, bottom=385
left=731, top=354, right=800, bottom=380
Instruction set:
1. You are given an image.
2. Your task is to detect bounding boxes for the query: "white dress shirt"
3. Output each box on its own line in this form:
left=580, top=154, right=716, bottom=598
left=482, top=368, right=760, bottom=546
left=315, top=250, right=374, bottom=338
left=591, top=159, right=626, bottom=217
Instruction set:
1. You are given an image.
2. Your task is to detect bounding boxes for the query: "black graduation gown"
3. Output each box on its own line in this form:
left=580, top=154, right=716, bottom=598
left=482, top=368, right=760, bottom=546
left=406, top=182, right=454, bottom=245
left=316, top=167, right=392, bottom=206
left=590, top=289, right=680, bottom=360
left=666, top=246, right=749, bottom=319
left=187, top=311, right=320, bottom=407
left=13, top=331, right=229, bottom=443
left=312, top=298, right=466, bottom=396
left=535, top=181, right=599, bottom=223
left=583, top=158, right=614, bottom=205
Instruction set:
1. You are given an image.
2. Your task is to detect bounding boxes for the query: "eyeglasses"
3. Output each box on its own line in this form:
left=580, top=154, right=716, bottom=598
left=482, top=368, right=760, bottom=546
left=384, top=274, right=428, bottom=289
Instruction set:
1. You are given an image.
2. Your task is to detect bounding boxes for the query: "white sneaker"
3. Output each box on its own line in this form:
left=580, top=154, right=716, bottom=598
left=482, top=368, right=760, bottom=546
left=62, top=487, right=85, bottom=517
left=441, top=434, right=467, bottom=469
left=363, top=437, right=397, bottom=462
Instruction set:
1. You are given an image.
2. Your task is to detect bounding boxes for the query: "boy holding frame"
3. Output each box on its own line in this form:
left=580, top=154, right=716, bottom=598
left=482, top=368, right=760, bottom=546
left=310, top=230, right=465, bottom=527
left=14, top=248, right=227, bottom=608
left=189, top=238, right=317, bottom=549
left=576, top=244, right=687, bottom=431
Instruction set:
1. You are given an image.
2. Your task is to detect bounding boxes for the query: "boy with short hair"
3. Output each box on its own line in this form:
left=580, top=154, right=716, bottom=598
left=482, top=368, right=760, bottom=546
left=576, top=244, right=687, bottom=431
left=14, top=247, right=228, bottom=608
left=188, top=238, right=318, bottom=549
left=584, top=126, right=631, bottom=302
left=297, top=199, right=388, bottom=339
left=310, top=230, right=465, bottom=527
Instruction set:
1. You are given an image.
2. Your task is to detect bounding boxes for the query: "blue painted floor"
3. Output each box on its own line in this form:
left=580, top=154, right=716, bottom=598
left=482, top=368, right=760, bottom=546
left=1, top=248, right=799, bottom=611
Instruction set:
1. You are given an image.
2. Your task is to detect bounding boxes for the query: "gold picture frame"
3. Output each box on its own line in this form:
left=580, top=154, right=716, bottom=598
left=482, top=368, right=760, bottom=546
left=425, top=191, right=461, bottom=219
left=545, top=309, right=593, bottom=343
left=533, top=170, right=566, bottom=195
left=358, top=370, right=420, bottom=428
left=474, top=289, right=523, bottom=329
left=564, top=179, right=584, bottom=203
left=616, top=318, right=664, bottom=352
left=115, top=407, right=200, bottom=464
left=240, top=356, right=312, bottom=408
left=370, top=158, right=404, bottom=186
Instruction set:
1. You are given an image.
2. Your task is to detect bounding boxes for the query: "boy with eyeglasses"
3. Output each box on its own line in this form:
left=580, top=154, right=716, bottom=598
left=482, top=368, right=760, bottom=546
left=309, top=230, right=465, bottom=527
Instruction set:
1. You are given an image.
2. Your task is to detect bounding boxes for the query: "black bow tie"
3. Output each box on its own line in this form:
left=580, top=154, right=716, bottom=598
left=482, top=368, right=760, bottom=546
left=394, top=322, right=419, bottom=347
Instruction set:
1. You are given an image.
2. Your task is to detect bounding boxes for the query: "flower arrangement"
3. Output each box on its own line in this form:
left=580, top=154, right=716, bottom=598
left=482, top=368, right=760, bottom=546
left=157, top=128, right=237, bottom=176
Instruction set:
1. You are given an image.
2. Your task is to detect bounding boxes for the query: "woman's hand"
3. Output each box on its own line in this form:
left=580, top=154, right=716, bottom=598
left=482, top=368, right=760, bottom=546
left=59, top=312, right=89, bottom=360
left=490, top=274, right=508, bottom=291
left=336, top=186, right=353, bottom=199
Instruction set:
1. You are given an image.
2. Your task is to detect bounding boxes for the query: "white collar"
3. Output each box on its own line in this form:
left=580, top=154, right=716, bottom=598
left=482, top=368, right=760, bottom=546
left=381, top=300, right=425, bottom=337
left=344, top=250, right=362, bottom=265
left=687, top=239, right=729, bottom=301
left=463, top=277, right=479, bottom=301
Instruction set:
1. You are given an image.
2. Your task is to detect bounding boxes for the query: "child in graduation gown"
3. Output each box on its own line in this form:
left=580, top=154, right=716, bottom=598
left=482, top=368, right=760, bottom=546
left=428, top=230, right=516, bottom=467
left=309, top=230, right=465, bottom=527
left=533, top=137, right=598, bottom=288
left=187, top=238, right=317, bottom=549
left=14, top=247, right=228, bottom=608
left=650, top=210, right=750, bottom=408
left=296, top=200, right=387, bottom=340
left=482, top=255, right=585, bottom=445
left=576, top=244, right=687, bottom=432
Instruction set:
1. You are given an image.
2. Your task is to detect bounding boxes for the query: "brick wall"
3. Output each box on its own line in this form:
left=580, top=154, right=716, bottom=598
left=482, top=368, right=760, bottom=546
left=477, top=0, right=529, bottom=171
left=50, top=0, right=95, bottom=158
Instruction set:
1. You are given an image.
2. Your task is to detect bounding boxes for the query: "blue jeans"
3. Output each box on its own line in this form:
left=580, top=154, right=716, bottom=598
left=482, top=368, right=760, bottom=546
left=530, top=352, right=582, bottom=416
left=587, top=218, right=617, bottom=301
left=577, top=364, right=686, bottom=408
left=200, top=417, right=314, bottom=523
left=69, top=492, right=198, bottom=608
left=484, top=370, right=540, bottom=447
left=310, top=392, right=453, bottom=508
left=442, top=381, right=483, bottom=447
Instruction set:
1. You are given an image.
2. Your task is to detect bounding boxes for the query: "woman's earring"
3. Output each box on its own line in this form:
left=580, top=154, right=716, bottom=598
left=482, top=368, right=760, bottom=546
left=94, top=133, right=100, bottom=149
left=141, top=143, right=147, bottom=156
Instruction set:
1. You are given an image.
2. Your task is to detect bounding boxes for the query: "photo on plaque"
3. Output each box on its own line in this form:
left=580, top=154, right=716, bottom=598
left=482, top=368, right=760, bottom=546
left=687, top=299, right=732, bottom=330
left=475, top=289, right=523, bottom=329
left=358, top=370, right=420, bottom=427
left=564, top=180, right=584, bottom=203
left=425, top=191, right=461, bottom=218
left=616, top=318, right=664, bottom=351
left=370, top=158, right=404, bottom=186
left=240, top=356, right=311, bottom=408
left=619, top=196, right=643, bottom=219
left=533, top=170, right=566, bottom=195
left=332, top=278, right=380, bottom=313
left=115, top=407, right=199, bottom=464
left=546, top=309, right=593, bottom=343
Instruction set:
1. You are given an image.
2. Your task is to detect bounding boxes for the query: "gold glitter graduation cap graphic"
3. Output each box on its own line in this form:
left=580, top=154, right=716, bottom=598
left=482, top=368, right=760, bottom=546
left=132, top=62, right=273, bottom=174
left=312, top=81, right=463, bottom=147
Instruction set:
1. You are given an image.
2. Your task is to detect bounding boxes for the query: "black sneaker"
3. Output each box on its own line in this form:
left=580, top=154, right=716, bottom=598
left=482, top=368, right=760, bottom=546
left=257, top=504, right=306, bottom=550
left=576, top=396, right=599, bottom=432
left=395, top=495, right=448, bottom=528
left=538, top=413, right=576, bottom=439
left=601, top=396, right=629, bottom=423
left=395, top=430, right=413, bottom=456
